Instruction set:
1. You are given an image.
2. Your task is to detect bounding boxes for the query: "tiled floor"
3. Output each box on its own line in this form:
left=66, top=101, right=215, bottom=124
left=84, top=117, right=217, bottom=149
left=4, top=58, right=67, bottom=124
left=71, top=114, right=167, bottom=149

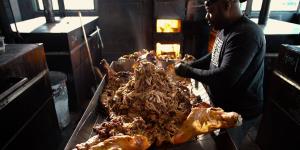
left=57, top=112, right=82, bottom=150
left=239, top=116, right=262, bottom=150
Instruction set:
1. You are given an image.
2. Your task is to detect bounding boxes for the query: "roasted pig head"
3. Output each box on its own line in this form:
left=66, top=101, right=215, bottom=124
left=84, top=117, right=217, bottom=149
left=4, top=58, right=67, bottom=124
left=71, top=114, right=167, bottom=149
left=89, top=135, right=151, bottom=150
left=171, top=102, right=242, bottom=144
left=75, top=135, right=101, bottom=150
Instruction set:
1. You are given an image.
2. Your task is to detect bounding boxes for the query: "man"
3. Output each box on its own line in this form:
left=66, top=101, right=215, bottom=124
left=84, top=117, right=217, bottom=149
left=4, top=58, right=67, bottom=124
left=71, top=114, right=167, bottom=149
left=175, top=0, right=266, bottom=148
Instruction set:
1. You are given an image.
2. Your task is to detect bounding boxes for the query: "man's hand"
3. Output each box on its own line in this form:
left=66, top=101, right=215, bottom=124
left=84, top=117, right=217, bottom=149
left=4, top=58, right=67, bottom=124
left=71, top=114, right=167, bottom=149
left=174, top=62, right=192, bottom=77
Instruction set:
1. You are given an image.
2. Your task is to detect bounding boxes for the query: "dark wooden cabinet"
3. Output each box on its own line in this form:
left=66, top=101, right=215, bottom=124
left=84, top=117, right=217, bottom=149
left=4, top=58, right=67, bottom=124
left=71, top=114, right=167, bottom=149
left=276, top=44, right=300, bottom=84
left=256, top=70, right=300, bottom=150
left=12, top=16, right=101, bottom=112
left=0, top=44, right=61, bottom=150
left=256, top=44, right=300, bottom=150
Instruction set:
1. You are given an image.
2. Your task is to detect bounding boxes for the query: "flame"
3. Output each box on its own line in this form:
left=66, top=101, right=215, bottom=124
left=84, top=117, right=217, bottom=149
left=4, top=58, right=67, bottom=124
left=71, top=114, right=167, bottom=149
left=156, top=19, right=181, bottom=33
left=156, top=43, right=181, bottom=59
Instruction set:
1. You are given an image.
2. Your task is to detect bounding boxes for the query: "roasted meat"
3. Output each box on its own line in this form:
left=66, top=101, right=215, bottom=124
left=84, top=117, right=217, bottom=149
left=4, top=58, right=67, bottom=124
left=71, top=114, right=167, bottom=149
left=74, top=51, right=242, bottom=150
left=75, top=135, right=101, bottom=150
left=89, top=135, right=150, bottom=150
left=171, top=102, right=242, bottom=144
left=100, top=71, right=132, bottom=109
left=118, top=49, right=149, bottom=62
left=182, top=54, right=196, bottom=63
left=97, top=61, right=195, bottom=146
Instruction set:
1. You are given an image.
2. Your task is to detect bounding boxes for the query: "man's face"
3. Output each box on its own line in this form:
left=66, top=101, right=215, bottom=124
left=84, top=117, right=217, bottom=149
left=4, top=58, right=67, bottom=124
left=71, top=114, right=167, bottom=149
left=204, top=0, right=226, bottom=30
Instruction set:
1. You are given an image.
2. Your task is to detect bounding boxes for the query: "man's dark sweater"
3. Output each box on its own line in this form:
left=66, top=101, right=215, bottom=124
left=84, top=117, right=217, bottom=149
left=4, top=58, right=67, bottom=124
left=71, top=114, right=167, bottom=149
left=187, top=16, right=266, bottom=119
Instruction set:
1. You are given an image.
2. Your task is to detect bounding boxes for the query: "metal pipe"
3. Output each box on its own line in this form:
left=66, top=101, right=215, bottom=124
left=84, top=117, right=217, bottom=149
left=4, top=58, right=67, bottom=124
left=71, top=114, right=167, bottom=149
left=96, top=26, right=104, bottom=49
left=244, top=0, right=253, bottom=17
left=78, top=11, right=97, bottom=84
left=258, top=0, right=271, bottom=25
left=42, top=0, right=55, bottom=23
left=0, top=0, right=15, bottom=42
left=58, top=0, right=65, bottom=17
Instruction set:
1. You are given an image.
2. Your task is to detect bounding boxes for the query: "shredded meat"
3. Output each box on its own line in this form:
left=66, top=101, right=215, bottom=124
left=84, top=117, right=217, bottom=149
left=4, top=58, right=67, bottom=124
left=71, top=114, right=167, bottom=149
left=75, top=50, right=241, bottom=150
left=97, top=60, right=196, bottom=146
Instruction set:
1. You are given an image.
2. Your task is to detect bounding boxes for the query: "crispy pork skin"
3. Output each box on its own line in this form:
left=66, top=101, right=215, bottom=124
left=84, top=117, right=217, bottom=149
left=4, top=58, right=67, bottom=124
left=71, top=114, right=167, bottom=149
left=171, top=102, right=242, bottom=144
left=90, top=135, right=151, bottom=150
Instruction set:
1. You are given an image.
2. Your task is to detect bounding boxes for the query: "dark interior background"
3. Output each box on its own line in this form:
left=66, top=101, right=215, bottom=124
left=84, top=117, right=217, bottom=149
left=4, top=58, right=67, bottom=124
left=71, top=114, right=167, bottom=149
left=0, top=0, right=300, bottom=61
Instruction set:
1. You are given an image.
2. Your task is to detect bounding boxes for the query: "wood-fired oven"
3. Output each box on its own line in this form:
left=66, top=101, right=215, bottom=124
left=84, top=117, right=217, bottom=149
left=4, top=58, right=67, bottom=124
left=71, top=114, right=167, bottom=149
left=154, top=0, right=186, bottom=59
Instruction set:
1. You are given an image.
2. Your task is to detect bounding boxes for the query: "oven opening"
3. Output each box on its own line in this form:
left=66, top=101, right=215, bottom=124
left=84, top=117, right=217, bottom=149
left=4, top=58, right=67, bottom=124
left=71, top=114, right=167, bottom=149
left=156, top=19, right=181, bottom=33
left=156, top=43, right=181, bottom=59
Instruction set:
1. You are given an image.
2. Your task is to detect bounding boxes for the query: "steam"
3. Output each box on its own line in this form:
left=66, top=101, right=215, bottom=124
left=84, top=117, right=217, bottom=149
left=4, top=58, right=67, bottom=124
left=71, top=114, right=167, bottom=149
left=128, top=9, right=147, bottom=51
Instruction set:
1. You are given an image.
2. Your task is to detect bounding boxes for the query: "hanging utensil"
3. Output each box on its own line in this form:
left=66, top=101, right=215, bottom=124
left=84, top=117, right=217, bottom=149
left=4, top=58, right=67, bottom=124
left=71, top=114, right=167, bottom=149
left=78, top=11, right=97, bottom=84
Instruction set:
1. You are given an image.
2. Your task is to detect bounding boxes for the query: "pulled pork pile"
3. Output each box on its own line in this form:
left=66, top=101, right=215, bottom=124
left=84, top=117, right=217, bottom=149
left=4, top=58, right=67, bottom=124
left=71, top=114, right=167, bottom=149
left=117, top=49, right=150, bottom=62
left=75, top=51, right=242, bottom=150
left=96, top=60, right=196, bottom=146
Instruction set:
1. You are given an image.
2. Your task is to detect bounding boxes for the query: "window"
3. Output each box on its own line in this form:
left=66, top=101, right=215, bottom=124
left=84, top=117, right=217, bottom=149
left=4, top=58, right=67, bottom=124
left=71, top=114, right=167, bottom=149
left=241, top=0, right=299, bottom=12
left=252, top=0, right=263, bottom=11
left=37, top=0, right=94, bottom=11
left=64, top=0, right=94, bottom=10
left=240, top=2, right=247, bottom=11
left=239, top=0, right=263, bottom=12
left=37, top=0, right=59, bottom=10
left=270, top=0, right=299, bottom=11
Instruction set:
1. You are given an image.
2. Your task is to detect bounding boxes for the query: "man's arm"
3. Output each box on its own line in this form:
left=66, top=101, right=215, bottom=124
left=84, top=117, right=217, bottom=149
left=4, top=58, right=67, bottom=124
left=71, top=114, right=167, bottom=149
left=186, top=32, right=261, bottom=88
left=188, top=53, right=211, bottom=69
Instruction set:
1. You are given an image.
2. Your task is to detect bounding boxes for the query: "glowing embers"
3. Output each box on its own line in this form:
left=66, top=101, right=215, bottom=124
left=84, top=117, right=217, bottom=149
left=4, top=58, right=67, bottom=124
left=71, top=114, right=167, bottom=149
left=156, top=43, right=181, bottom=59
left=156, top=19, right=181, bottom=33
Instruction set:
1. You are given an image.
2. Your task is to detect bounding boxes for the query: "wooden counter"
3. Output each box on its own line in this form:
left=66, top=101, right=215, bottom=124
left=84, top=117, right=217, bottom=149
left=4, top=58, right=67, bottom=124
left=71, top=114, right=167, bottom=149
left=0, top=44, right=61, bottom=150
left=10, top=16, right=98, bottom=33
left=11, top=16, right=102, bottom=112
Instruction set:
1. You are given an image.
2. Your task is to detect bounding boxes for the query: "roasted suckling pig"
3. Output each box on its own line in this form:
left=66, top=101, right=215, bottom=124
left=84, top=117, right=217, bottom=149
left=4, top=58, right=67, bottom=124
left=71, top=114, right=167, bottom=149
left=74, top=51, right=242, bottom=150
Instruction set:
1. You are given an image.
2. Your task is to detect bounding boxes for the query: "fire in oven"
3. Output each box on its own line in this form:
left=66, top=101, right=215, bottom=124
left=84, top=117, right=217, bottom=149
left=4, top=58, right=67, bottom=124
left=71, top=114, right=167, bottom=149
left=154, top=18, right=183, bottom=60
